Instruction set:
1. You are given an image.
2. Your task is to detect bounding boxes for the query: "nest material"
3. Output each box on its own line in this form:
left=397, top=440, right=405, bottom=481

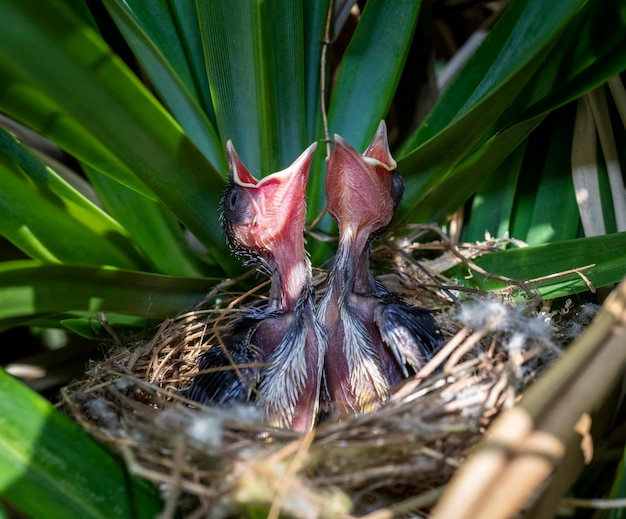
left=61, top=230, right=587, bottom=519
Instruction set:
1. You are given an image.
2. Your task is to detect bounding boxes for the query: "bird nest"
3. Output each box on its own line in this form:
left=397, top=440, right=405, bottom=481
left=60, top=228, right=593, bottom=518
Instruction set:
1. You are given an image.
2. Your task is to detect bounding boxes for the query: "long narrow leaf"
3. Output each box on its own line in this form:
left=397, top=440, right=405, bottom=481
left=0, top=261, right=219, bottom=331
left=63, top=0, right=98, bottom=30
left=587, top=86, right=626, bottom=231
left=0, top=368, right=162, bottom=519
left=462, top=140, right=526, bottom=242
left=397, top=0, right=626, bottom=226
left=0, top=127, right=146, bottom=269
left=103, top=0, right=227, bottom=173
left=401, top=0, right=580, bottom=151
left=0, top=0, right=233, bottom=271
left=0, top=68, right=155, bottom=201
left=572, top=97, right=605, bottom=237
left=83, top=163, right=208, bottom=277
left=512, top=2, right=626, bottom=124
left=448, top=232, right=626, bottom=299
left=327, top=0, right=422, bottom=151
left=407, top=115, right=545, bottom=225
left=197, top=0, right=307, bottom=175
left=168, top=0, right=216, bottom=121
left=302, top=0, right=329, bottom=225
left=60, top=314, right=159, bottom=339
left=524, top=108, right=579, bottom=245
left=303, top=0, right=326, bottom=144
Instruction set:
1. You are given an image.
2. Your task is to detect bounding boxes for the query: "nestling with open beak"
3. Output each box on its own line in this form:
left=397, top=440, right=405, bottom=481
left=319, top=121, right=443, bottom=415
left=186, top=142, right=326, bottom=432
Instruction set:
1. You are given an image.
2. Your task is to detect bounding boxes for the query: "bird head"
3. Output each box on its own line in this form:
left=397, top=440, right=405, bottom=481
left=221, top=141, right=317, bottom=308
left=326, top=121, right=403, bottom=248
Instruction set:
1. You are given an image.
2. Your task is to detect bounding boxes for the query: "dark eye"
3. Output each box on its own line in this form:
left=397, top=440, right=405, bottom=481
left=222, top=185, right=249, bottom=224
left=391, top=171, right=405, bottom=209
left=227, top=189, right=240, bottom=211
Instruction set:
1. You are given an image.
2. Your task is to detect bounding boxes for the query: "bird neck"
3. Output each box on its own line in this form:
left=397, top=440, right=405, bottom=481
left=331, top=226, right=377, bottom=296
left=267, top=238, right=310, bottom=312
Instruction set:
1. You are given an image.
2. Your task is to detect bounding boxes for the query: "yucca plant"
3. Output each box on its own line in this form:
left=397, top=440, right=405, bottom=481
left=1, top=0, right=626, bottom=517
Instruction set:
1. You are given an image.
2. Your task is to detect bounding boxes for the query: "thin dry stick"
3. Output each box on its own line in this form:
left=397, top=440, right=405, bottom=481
left=391, top=327, right=470, bottom=401
left=359, top=487, right=447, bottom=519
left=414, top=224, right=539, bottom=299
left=208, top=309, right=262, bottom=399
left=227, top=276, right=272, bottom=308
left=522, top=264, right=596, bottom=293
left=193, top=273, right=247, bottom=308
left=157, top=436, right=187, bottom=519
left=267, top=429, right=317, bottom=519
left=307, top=209, right=331, bottom=235
left=179, top=274, right=274, bottom=397
left=120, top=445, right=215, bottom=498
left=444, top=321, right=498, bottom=371
left=320, top=0, right=334, bottom=159
left=388, top=247, right=460, bottom=305
left=305, top=0, right=335, bottom=233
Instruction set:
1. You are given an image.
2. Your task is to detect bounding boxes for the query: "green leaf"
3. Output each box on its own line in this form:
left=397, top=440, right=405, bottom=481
left=0, top=0, right=233, bottom=271
left=401, top=0, right=581, bottom=150
left=63, top=0, right=98, bottom=30
left=303, top=0, right=326, bottom=144
left=83, top=163, right=207, bottom=277
left=300, top=0, right=329, bottom=233
left=406, top=114, right=545, bottom=225
left=0, top=127, right=146, bottom=269
left=197, top=0, right=307, bottom=175
left=447, top=232, right=626, bottom=299
left=509, top=130, right=545, bottom=241
left=0, top=67, right=155, bottom=201
left=397, top=0, right=626, bottom=226
left=523, top=107, right=580, bottom=245
left=463, top=140, right=526, bottom=242
left=511, top=2, right=626, bottom=123
left=327, top=0, right=422, bottom=151
left=0, top=261, right=220, bottom=331
left=168, top=0, right=216, bottom=121
left=0, top=368, right=162, bottom=518
left=102, top=0, right=227, bottom=173
left=60, top=314, right=159, bottom=339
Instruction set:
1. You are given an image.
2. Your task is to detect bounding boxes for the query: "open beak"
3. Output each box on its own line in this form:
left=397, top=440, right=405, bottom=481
left=223, top=141, right=317, bottom=255
left=226, top=141, right=258, bottom=186
left=325, top=121, right=400, bottom=238
left=363, top=120, right=397, bottom=170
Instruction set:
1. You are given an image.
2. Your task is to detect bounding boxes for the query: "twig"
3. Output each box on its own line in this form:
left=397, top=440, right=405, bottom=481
left=522, top=264, right=596, bottom=293
left=157, top=436, right=186, bottom=519
left=307, top=208, right=330, bottom=234
left=267, top=430, right=317, bottom=519
left=320, top=0, right=334, bottom=159
left=391, top=327, right=470, bottom=401
left=359, top=486, right=447, bottom=519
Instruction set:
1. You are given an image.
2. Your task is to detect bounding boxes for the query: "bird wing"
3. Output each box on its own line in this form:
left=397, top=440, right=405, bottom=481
left=374, top=299, right=444, bottom=376
left=184, top=313, right=268, bottom=406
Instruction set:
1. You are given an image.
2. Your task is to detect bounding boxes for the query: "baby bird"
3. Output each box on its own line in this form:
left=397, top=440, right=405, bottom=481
left=319, top=121, right=443, bottom=415
left=187, top=142, right=325, bottom=432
